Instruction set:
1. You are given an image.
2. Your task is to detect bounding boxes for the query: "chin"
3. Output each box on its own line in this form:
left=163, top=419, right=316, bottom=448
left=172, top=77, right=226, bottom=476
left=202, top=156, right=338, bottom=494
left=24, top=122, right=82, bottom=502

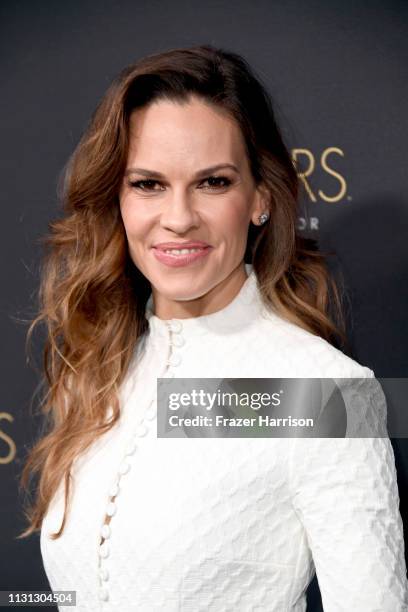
left=152, top=276, right=213, bottom=301
left=157, top=286, right=209, bottom=302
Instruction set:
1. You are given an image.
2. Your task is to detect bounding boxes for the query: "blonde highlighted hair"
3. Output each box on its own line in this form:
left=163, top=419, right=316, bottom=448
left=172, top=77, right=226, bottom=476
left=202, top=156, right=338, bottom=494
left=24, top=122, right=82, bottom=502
left=19, top=44, right=347, bottom=539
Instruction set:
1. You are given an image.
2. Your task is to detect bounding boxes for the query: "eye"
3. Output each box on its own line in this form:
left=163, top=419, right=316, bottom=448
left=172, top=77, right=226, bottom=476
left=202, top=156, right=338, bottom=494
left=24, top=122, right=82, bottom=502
left=128, top=175, right=232, bottom=193
left=128, top=179, right=163, bottom=192
left=199, top=175, right=232, bottom=190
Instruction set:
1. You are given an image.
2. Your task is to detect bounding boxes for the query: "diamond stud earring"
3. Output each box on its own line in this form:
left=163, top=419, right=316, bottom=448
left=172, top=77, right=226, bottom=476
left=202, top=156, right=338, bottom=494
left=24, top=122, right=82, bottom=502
left=258, top=212, right=269, bottom=225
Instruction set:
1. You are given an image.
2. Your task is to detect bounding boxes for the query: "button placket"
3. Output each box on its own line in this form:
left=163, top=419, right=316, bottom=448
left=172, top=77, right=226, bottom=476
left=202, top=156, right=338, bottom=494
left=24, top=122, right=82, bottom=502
left=96, top=319, right=184, bottom=603
left=97, top=411, right=152, bottom=602
left=166, top=320, right=184, bottom=369
left=168, top=352, right=182, bottom=367
left=171, top=333, right=185, bottom=348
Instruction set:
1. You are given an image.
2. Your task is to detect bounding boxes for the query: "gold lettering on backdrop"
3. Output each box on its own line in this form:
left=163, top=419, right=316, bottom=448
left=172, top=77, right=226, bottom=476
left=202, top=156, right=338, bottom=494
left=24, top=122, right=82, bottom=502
left=319, top=147, right=347, bottom=202
left=292, top=148, right=316, bottom=202
left=0, top=412, right=16, bottom=464
left=291, top=147, right=348, bottom=203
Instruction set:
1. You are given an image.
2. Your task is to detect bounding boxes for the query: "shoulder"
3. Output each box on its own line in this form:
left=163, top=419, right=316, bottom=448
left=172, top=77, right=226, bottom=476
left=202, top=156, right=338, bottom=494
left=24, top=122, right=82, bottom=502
left=251, top=307, right=374, bottom=378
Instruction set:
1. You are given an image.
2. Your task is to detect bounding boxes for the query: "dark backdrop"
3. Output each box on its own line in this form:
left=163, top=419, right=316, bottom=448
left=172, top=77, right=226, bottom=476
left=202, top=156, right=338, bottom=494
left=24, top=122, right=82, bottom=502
left=1, top=1, right=407, bottom=610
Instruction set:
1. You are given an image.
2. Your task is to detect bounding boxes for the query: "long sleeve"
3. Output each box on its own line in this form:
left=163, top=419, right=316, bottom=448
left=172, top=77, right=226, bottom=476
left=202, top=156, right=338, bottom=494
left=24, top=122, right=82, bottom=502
left=288, top=432, right=408, bottom=610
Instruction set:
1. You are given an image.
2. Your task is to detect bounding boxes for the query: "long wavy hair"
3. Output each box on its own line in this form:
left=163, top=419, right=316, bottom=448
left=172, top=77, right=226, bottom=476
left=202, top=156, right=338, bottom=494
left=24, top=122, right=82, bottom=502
left=18, top=44, right=347, bottom=539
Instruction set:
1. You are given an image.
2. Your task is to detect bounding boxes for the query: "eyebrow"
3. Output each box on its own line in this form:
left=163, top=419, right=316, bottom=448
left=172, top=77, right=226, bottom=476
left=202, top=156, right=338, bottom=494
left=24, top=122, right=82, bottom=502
left=124, top=163, right=240, bottom=179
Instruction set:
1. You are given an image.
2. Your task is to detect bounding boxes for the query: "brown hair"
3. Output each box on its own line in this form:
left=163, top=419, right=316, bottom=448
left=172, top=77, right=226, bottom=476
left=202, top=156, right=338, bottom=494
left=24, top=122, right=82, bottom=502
left=18, top=44, right=347, bottom=539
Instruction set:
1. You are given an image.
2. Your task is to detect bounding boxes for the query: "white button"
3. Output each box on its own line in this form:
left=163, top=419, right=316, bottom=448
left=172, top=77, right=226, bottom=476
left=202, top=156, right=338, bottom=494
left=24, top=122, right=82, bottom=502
left=109, top=482, right=119, bottom=497
left=171, top=334, right=185, bottom=347
left=100, top=566, right=109, bottom=581
left=119, top=460, right=131, bottom=475
left=125, top=439, right=138, bottom=455
left=145, top=406, right=156, bottom=420
left=99, top=587, right=109, bottom=601
left=135, top=423, right=147, bottom=437
left=169, top=320, right=183, bottom=332
left=168, top=353, right=181, bottom=367
left=100, top=524, right=111, bottom=540
left=160, top=371, right=176, bottom=386
left=106, top=502, right=116, bottom=517
left=99, top=542, right=109, bottom=558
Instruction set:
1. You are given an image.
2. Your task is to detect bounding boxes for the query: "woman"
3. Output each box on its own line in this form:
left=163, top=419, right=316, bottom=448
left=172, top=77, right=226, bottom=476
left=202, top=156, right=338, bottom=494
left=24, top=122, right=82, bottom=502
left=20, top=45, right=407, bottom=610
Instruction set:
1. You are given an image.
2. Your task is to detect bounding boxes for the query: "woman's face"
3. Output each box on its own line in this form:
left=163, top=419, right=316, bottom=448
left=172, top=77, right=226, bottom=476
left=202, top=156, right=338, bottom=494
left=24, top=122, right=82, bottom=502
left=119, top=95, right=268, bottom=318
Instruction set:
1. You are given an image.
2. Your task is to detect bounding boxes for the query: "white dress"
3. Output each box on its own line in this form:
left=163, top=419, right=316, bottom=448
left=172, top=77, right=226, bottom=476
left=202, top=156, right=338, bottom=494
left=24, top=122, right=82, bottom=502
left=40, top=264, right=408, bottom=611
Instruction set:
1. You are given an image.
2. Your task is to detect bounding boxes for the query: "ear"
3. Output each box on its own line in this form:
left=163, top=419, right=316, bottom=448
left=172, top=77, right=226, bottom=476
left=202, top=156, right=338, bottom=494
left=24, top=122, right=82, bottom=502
left=250, top=183, right=270, bottom=226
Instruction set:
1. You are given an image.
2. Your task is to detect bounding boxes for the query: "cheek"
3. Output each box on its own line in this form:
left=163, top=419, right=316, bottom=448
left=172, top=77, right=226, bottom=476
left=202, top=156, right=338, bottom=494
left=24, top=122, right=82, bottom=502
left=206, top=195, right=250, bottom=238
left=120, top=199, right=151, bottom=244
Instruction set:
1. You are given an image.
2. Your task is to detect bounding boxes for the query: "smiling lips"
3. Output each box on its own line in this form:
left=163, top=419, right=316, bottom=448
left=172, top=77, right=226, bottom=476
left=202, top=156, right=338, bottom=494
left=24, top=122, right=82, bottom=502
left=152, top=241, right=212, bottom=268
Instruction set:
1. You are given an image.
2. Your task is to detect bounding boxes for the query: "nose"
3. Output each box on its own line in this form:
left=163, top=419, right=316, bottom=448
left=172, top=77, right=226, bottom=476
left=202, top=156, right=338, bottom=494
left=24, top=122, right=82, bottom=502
left=159, top=188, right=200, bottom=234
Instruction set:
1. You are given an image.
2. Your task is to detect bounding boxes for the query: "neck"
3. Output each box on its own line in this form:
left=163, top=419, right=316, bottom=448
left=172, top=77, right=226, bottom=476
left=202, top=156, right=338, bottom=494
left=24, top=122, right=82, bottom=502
left=151, top=261, right=248, bottom=320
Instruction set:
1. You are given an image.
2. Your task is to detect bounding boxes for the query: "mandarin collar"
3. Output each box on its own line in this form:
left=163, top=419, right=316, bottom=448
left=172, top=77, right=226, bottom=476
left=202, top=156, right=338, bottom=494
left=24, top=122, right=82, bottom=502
left=145, top=263, right=265, bottom=339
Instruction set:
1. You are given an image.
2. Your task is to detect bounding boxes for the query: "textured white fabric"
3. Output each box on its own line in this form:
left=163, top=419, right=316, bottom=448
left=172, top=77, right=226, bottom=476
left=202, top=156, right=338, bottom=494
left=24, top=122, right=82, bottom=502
left=40, top=264, right=408, bottom=611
